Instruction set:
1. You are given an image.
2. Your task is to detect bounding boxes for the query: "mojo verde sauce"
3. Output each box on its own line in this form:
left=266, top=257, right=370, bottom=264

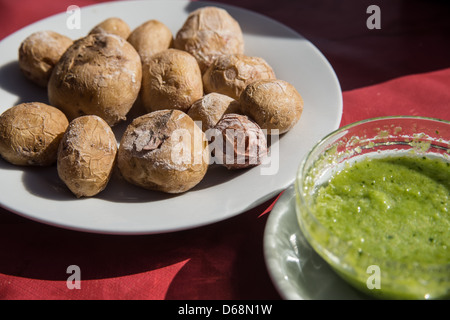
left=312, top=155, right=450, bottom=298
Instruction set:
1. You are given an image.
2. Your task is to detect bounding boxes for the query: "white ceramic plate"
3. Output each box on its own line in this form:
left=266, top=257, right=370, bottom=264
left=263, top=184, right=371, bottom=299
left=0, top=0, right=342, bottom=234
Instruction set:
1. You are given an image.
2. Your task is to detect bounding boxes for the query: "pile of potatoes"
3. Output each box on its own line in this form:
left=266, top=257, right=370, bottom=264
left=0, top=6, right=304, bottom=198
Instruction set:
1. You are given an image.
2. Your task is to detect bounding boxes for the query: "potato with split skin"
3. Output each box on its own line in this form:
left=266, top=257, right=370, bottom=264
left=57, top=115, right=118, bottom=198
left=140, top=48, right=203, bottom=113
left=88, top=17, right=131, bottom=39
left=117, top=109, right=209, bottom=194
left=239, top=79, right=304, bottom=135
left=213, top=113, right=268, bottom=170
left=203, top=54, right=276, bottom=100
left=187, top=92, right=241, bottom=132
left=0, top=102, right=69, bottom=166
left=18, top=30, right=73, bottom=87
left=174, top=6, right=244, bottom=73
left=48, top=33, right=142, bottom=126
left=127, top=20, right=173, bottom=63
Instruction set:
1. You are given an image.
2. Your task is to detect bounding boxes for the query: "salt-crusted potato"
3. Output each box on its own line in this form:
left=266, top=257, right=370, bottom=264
left=48, top=33, right=142, bottom=126
left=239, top=79, right=304, bottom=135
left=140, top=48, right=203, bottom=113
left=127, top=20, right=173, bottom=63
left=88, top=17, right=131, bottom=39
left=203, top=54, right=276, bottom=100
left=0, top=102, right=69, bottom=166
left=213, top=113, right=267, bottom=170
left=117, top=110, right=209, bottom=194
left=18, top=31, right=73, bottom=87
left=187, top=93, right=241, bottom=131
left=57, top=115, right=117, bottom=198
left=174, top=6, right=244, bottom=73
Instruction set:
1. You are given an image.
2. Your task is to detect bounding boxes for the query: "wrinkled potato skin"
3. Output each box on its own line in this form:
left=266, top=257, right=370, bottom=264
left=214, top=113, right=268, bottom=170
left=203, top=54, right=276, bottom=100
left=117, top=110, right=209, bottom=194
left=141, top=49, right=203, bottom=113
left=48, top=33, right=142, bottom=126
left=0, top=102, right=69, bottom=166
left=127, top=20, right=173, bottom=63
left=18, top=31, right=73, bottom=87
left=88, top=17, right=131, bottom=39
left=57, top=115, right=118, bottom=198
left=187, top=92, right=241, bottom=131
left=174, top=6, right=244, bottom=73
left=239, top=79, right=304, bottom=135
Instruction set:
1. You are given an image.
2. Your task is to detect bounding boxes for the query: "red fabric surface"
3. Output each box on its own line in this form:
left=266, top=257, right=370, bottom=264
left=341, top=68, right=450, bottom=126
left=0, top=0, right=449, bottom=300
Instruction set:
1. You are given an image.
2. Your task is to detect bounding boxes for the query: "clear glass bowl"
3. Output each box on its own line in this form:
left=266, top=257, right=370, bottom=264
left=295, top=116, right=450, bottom=299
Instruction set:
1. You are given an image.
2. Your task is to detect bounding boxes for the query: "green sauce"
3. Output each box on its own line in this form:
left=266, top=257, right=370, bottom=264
left=312, top=155, right=450, bottom=298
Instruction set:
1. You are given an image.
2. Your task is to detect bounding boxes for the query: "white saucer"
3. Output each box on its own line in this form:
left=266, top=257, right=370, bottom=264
left=263, top=184, right=371, bottom=299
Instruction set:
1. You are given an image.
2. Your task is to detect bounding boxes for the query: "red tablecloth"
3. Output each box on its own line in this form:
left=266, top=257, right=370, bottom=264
left=0, top=0, right=449, bottom=300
